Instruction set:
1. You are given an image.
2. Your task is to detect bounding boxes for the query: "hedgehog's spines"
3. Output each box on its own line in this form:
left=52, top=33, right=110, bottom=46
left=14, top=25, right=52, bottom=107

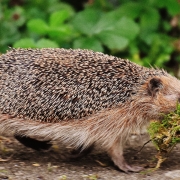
left=0, top=48, right=167, bottom=123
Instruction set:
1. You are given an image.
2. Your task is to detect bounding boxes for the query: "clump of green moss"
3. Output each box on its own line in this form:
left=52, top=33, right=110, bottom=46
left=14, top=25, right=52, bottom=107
left=148, top=103, right=180, bottom=169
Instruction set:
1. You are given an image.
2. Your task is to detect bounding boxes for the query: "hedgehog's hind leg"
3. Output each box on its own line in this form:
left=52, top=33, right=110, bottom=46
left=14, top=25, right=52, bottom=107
left=14, top=135, right=52, bottom=151
left=108, top=141, right=143, bottom=172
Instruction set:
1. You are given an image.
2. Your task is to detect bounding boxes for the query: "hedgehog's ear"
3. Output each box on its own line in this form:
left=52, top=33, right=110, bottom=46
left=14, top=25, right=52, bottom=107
left=148, top=77, right=163, bottom=97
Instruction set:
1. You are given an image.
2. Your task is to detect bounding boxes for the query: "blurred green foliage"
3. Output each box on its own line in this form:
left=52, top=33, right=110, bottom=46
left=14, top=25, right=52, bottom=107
left=0, top=0, right=180, bottom=73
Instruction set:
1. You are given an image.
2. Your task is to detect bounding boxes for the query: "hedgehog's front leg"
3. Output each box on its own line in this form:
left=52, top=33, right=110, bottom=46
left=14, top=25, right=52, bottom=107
left=108, top=141, right=143, bottom=172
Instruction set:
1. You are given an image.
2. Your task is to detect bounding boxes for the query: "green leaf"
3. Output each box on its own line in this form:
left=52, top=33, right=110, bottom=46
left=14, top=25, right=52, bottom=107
left=49, top=10, right=71, bottom=27
left=36, top=38, right=59, bottom=48
left=155, top=54, right=171, bottom=67
left=48, top=25, right=72, bottom=40
left=154, top=0, right=167, bottom=8
left=13, top=38, right=36, bottom=48
left=114, top=17, right=139, bottom=40
left=26, top=7, right=46, bottom=19
left=48, top=2, right=75, bottom=17
left=98, top=31, right=129, bottom=50
left=114, top=2, right=142, bottom=19
left=164, top=0, right=180, bottom=16
left=140, top=7, right=160, bottom=32
left=27, top=19, right=49, bottom=35
left=72, top=8, right=102, bottom=36
left=0, top=22, right=20, bottom=45
left=93, top=11, right=121, bottom=34
left=73, top=37, right=103, bottom=52
left=95, top=16, right=139, bottom=50
left=141, top=32, right=161, bottom=46
left=95, top=16, right=139, bottom=41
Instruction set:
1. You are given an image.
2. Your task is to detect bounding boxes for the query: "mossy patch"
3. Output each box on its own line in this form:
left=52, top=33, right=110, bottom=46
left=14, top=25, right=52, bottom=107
left=148, top=103, right=180, bottom=169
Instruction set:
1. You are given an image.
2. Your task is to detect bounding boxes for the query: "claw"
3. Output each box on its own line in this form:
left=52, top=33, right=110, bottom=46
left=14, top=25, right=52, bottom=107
left=120, top=163, right=144, bottom=172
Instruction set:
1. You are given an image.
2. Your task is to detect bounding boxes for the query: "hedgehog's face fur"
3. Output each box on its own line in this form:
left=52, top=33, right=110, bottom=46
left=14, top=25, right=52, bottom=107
left=137, top=74, right=180, bottom=120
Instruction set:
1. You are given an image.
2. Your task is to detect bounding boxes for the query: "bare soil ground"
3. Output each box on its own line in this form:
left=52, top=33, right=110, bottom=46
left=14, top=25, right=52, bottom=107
left=0, top=135, right=180, bottom=180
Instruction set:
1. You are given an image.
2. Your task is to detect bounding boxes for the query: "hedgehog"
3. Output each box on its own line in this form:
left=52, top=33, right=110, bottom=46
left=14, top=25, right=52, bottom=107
left=0, top=48, right=180, bottom=172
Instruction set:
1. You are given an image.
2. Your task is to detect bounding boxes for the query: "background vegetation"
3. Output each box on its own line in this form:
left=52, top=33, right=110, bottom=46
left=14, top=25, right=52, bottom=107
left=0, top=0, right=180, bottom=75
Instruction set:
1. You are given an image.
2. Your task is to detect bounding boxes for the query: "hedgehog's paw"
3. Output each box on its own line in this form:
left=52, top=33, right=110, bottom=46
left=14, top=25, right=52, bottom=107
left=108, top=144, right=143, bottom=172
left=112, top=154, right=143, bottom=172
